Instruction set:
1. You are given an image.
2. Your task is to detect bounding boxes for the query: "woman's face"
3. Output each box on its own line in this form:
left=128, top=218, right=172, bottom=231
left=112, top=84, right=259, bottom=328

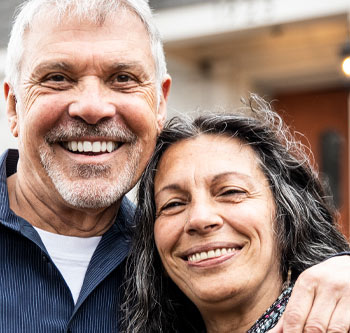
left=154, top=134, right=282, bottom=313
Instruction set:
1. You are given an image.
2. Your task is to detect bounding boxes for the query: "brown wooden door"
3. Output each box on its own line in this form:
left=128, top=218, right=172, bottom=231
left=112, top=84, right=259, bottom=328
left=274, top=89, right=349, bottom=237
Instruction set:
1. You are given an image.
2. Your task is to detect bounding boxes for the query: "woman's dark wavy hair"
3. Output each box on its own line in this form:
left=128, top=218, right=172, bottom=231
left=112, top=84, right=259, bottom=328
left=121, top=94, right=349, bottom=333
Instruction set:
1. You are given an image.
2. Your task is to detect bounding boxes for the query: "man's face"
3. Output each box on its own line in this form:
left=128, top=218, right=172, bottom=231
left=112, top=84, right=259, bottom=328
left=6, top=9, right=170, bottom=209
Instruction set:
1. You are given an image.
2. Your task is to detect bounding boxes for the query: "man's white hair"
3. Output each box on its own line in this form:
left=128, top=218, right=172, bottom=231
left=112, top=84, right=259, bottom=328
left=5, top=0, right=167, bottom=97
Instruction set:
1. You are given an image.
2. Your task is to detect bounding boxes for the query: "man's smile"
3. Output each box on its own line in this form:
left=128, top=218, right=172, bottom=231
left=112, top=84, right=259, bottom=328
left=62, top=140, right=121, bottom=154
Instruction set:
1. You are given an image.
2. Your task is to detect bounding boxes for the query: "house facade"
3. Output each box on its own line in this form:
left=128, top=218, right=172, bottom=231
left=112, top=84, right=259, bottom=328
left=0, top=0, right=349, bottom=231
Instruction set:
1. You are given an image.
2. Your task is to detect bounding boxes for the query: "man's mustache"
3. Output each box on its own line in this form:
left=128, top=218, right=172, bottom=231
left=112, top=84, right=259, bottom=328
left=44, top=118, right=137, bottom=144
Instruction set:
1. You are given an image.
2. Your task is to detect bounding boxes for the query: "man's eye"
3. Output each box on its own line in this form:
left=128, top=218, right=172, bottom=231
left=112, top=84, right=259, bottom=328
left=114, top=74, right=131, bottom=82
left=113, top=74, right=136, bottom=83
left=40, top=74, right=72, bottom=90
left=46, top=74, right=66, bottom=82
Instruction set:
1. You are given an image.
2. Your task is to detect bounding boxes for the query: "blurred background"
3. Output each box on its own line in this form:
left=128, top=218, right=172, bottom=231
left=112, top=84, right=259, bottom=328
left=0, top=0, right=349, bottom=235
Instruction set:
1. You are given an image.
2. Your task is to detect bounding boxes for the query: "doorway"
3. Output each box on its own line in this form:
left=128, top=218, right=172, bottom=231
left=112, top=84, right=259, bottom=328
left=274, top=88, right=349, bottom=237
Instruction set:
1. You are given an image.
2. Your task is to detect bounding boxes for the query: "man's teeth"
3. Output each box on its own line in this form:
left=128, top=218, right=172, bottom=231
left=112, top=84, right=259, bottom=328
left=188, top=248, right=237, bottom=262
left=65, top=141, right=118, bottom=153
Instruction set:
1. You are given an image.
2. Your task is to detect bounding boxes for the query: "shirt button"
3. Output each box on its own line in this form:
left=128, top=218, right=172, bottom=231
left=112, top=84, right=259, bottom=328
left=67, top=329, right=72, bottom=333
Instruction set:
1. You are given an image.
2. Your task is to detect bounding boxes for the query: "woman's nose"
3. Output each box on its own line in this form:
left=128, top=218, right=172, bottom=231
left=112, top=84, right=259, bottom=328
left=184, top=203, right=223, bottom=235
left=68, top=78, right=116, bottom=124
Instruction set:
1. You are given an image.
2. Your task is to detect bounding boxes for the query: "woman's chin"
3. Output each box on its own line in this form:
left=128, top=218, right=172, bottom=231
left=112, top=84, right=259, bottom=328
left=183, top=274, right=282, bottom=316
left=186, top=282, right=245, bottom=310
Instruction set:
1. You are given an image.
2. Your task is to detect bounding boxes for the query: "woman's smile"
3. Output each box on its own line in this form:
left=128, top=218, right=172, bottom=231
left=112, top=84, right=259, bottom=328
left=178, top=242, right=243, bottom=267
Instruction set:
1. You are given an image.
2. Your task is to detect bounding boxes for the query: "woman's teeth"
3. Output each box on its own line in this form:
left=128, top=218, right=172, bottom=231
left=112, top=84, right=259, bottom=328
left=188, top=248, right=238, bottom=262
left=64, top=141, right=118, bottom=153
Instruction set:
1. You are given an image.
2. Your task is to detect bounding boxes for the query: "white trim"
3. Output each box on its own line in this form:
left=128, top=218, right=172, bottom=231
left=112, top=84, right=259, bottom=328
left=155, top=0, right=350, bottom=42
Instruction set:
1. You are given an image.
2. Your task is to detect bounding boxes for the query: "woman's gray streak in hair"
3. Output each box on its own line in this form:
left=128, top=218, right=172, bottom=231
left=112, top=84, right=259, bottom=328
left=121, top=94, right=350, bottom=333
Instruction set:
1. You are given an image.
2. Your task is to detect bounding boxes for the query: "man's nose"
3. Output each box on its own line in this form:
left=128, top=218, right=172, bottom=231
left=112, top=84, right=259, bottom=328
left=184, top=202, right=223, bottom=235
left=68, top=79, right=116, bottom=124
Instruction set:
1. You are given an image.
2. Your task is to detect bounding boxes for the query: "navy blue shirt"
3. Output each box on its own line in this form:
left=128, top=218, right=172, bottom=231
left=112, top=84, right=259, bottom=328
left=0, top=149, right=134, bottom=332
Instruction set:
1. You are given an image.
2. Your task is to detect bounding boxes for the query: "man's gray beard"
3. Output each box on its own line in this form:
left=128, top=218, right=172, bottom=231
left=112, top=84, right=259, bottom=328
left=39, top=119, right=141, bottom=209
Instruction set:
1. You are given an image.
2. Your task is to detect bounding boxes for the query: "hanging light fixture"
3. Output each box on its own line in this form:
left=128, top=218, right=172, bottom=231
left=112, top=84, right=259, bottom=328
left=340, top=13, right=350, bottom=76
left=341, top=45, right=350, bottom=76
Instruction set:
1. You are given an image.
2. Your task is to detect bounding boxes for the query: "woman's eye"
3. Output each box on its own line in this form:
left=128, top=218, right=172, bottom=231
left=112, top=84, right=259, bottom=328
left=157, top=200, right=186, bottom=216
left=222, top=189, right=244, bottom=195
left=218, top=188, right=247, bottom=199
left=162, top=201, right=184, bottom=210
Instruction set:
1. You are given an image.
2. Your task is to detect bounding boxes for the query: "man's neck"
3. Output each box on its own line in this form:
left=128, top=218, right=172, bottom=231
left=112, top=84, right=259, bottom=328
left=7, top=173, right=120, bottom=237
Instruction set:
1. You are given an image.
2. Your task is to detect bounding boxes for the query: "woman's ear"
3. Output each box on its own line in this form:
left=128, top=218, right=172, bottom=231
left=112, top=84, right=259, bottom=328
left=4, top=82, right=19, bottom=138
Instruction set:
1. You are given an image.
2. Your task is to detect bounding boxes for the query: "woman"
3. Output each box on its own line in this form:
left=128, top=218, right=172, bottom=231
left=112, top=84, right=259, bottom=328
left=122, top=95, right=350, bottom=332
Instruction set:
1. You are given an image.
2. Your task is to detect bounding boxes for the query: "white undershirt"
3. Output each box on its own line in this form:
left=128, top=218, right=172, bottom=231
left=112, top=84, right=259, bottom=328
left=34, top=227, right=102, bottom=304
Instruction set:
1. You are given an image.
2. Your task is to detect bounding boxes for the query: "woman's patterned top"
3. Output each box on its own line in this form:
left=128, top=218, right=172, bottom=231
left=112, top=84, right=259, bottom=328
left=247, top=285, right=293, bottom=333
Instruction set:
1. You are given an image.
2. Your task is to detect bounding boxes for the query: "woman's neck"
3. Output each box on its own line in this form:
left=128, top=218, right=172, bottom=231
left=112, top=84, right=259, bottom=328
left=201, top=283, right=283, bottom=333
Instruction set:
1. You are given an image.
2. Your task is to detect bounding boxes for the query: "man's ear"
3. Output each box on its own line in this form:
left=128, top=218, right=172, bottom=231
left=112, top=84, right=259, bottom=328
left=156, top=74, right=172, bottom=135
left=4, top=82, right=19, bottom=138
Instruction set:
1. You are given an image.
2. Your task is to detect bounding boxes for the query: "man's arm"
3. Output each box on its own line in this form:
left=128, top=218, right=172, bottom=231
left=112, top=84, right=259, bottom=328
left=270, top=255, right=350, bottom=333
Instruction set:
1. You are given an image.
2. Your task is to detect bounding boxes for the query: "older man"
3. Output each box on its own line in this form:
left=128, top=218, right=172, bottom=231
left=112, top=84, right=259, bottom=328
left=1, top=0, right=350, bottom=332
left=2, top=0, right=169, bottom=331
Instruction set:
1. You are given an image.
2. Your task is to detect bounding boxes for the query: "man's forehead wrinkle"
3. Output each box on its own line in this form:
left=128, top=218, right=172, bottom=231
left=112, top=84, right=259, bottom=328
left=108, top=62, right=142, bottom=69
left=29, top=4, right=142, bottom=34
left=30, top=4, right=109, bottom=30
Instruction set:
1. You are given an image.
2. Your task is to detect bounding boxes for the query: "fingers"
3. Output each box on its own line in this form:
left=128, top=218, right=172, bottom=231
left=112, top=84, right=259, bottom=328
left=327, top=297, right=350, bottom=332
left=302, top=257, right=350, bottom=333
left=302, top=290, right=337, bottom=332
left=279, top=272, right=315, bottom=333
left=276, top=256, right=350, bottom=333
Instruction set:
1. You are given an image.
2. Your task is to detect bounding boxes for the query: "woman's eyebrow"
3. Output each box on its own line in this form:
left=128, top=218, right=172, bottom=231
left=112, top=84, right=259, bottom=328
left=154, top=183, right=183, bottom=200
left=212, top=171, right=252, bottom=183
